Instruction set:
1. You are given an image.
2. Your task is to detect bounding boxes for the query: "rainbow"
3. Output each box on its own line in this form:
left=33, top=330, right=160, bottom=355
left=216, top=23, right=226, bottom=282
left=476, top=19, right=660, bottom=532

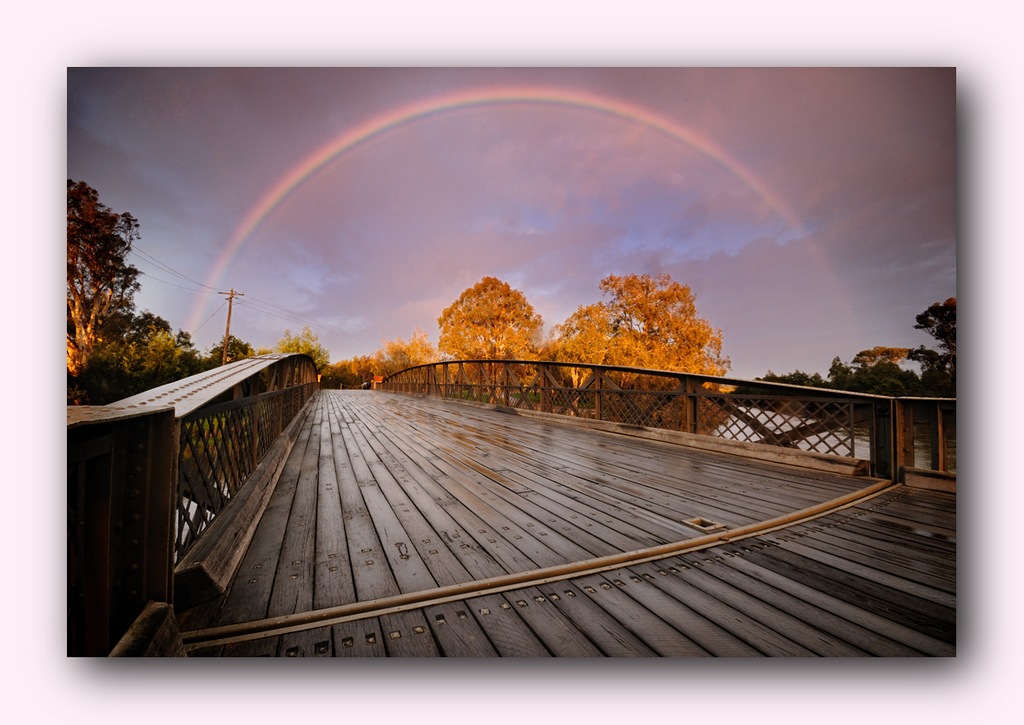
left=188, top=85, right=806, bottom=334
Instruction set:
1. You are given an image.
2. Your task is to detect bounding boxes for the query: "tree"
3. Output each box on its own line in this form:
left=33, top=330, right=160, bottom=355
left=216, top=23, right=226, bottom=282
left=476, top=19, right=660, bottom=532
left=758, top=369, right=829, bottom=388
left=321, top=355, right=377, bottom=389
left=437, top=276, right=544, bottom=360
left=851, top=346, right=911, bottom=368
left=373, top=327, right=438, bottom=378
left=547, top=303, right=614, bottom=385
left=203, top=335, right=255, bottom=369
left=72, top=311, right=202, bottom=404
left=67, top=180, right=141, bottom=376
left=910, top=297, right=956, bottom=375
left=268, top=326, right=329, bottom=370
left=551, top=273, right=729, bottom=376
left=820, top=351, right=922, bottom=396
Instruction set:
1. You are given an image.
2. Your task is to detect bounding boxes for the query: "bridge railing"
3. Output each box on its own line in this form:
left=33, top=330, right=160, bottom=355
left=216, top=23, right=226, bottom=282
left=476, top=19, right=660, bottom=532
left=177, top=382, right=316, bottom=559
left=380, top=359, right=956, bottom=482
left=67, top=353, right=319, bottom=655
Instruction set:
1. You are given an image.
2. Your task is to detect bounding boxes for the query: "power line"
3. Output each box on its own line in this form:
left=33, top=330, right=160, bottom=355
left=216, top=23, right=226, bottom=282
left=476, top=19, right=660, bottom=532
left=127, top=243, right=381, bottom=348
left=135, top=269, right=220, bottom=294
left=129, top=244, right=219, bottom=292
left=192, top=299, right=228, bottom=335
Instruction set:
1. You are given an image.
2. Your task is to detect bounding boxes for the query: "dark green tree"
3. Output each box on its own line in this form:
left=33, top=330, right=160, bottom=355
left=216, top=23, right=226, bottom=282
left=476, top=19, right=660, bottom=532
left=73, top=311, right=202, bottom=404
left=758, top=369, right=829, bottom=388
left=909, top=297, right=956, bottom=396
left=203, top=335, right=255, bottom=369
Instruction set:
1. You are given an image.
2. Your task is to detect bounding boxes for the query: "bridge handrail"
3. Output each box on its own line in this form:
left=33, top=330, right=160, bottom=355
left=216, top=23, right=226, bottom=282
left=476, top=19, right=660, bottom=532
left=380, top=359, right=956, bottom=482
left=67, top=353, right=319, bottom=655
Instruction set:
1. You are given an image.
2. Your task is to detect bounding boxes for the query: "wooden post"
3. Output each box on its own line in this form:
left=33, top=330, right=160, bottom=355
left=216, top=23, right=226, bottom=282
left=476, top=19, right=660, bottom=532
left=686, top=377, right=699, bottom=434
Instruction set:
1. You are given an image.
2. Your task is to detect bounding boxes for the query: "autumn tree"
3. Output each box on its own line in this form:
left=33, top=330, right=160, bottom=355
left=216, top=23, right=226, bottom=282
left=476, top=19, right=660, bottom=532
left=550, top=273, right=728, bottom=377
left=263, top=326, right=330, bottom=370
left=373, top=327, right=438, bottom=377
left=851, top=346, right=911, bottom=368
left=547, top=303, right=614, bottom=385
left=67, top=180, right=141, bottom=376
left=321, top=355, right=377, bottom=389
left=437, top=276, right=544, bottom=360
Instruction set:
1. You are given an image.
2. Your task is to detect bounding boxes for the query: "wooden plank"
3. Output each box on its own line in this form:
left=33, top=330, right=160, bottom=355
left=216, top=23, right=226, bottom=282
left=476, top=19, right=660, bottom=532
left=773, top=539, right=956, bottom=609
left=332, top=618, right=387, bottom=657
left=618, top=556, right=817, bottom=655
left=221, top=636, right=281, bottom=657
left=568, top=571, right=711, bottom=656
left=279, top=625, right=334, bottom=657
left=182, top=391, right=954, bottom=657
left=377, top=611, right=441, bottom=656
left=743, top=545, right=955, bottom=645
left=356, top=393, right=684, bottom=552
left=777, top=524, right=955, bottom=593
left=382, top=393, right=847, bottom=536
left=692, top=551, right=924, bottom=656
left=266, top=402, right=322, bottom=617
left=526, top=581, right=660, bottom=656
left=421, top=603, right=499, bottom=656
left=718, top=550, right=953, bottom=655
left=459, top=593, right=557, bottom=656
left=638, top=558, right=868, bottom=656
left=314, top=399, right=357, bottom=609
left=209, top=409, right=315, bottom=626
left=577, top=566, right=762, bottom=656
left=399, top=395, right=867, bottom=510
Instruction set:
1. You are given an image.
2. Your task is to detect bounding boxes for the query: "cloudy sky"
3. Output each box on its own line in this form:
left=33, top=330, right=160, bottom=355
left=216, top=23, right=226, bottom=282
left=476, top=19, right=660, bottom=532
left=67, top=67, right=956, bottom=379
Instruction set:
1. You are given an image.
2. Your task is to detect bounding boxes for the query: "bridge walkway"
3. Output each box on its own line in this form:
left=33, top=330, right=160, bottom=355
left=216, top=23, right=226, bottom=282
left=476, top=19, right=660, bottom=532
left=175, top=389, right=956, bottom=656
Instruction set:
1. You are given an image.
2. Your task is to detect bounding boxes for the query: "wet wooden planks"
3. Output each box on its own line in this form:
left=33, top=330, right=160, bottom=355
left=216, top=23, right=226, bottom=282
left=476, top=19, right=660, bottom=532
left=178, top=390, right=955, bottom=657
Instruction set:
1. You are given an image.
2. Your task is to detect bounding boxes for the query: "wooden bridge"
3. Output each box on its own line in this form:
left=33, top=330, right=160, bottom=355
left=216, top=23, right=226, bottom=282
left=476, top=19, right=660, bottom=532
left=67, top=355, right=956, bottom=657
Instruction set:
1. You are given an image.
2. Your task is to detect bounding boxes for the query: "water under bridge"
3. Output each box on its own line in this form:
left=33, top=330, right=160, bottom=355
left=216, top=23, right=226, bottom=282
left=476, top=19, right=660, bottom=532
left=67, top=354, right=956, bottom=657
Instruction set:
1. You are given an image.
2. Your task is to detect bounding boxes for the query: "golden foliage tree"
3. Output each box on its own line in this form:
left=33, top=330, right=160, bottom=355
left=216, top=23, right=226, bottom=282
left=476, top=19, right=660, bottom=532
left=437, top=276, right=544, bottom=360
left=373, top=327, right=438, bottom=377
left=550, top=273, right=729, bottom=376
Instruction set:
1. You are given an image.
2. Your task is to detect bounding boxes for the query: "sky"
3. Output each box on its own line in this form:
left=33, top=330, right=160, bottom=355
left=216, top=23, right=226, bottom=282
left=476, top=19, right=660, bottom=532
left=67, top=67, right=956, bottom=380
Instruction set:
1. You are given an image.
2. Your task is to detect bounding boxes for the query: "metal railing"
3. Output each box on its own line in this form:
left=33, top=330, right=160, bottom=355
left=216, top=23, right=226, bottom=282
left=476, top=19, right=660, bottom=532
left=380, top=359, right=957, bottom=482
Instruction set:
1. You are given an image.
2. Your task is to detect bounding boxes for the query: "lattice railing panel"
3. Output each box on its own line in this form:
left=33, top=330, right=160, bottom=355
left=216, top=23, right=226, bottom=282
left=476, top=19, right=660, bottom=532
left=175, top=382, right=315, bottom=559
left=548, top=387, right=597, bottom=418
left=695, top=394, right=855, bottom=457
left=601, top=390, right=683, bottom=429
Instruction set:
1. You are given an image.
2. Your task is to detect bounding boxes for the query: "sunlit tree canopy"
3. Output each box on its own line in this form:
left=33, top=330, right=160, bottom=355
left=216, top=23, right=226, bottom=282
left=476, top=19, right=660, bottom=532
left=437, top=276, right=544, bottom=360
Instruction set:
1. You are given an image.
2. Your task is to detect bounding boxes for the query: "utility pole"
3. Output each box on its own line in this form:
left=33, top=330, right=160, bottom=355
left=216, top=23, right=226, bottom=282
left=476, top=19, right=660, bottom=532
left=219, top=288, right=243, bottom=366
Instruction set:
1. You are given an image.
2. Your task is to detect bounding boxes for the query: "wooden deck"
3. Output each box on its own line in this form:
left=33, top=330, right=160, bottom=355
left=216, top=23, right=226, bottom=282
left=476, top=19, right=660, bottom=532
left=175, top=389, right=956, bottom=657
